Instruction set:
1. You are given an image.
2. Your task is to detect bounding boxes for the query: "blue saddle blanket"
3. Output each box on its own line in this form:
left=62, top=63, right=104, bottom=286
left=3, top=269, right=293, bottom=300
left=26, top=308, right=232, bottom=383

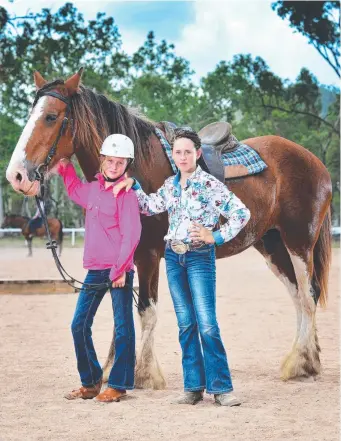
left=221, top=143, right=267, bottom=175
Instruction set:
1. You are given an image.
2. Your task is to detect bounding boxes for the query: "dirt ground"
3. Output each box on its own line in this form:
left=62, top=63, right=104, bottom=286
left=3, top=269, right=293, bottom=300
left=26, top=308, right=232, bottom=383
left=0, top=245, right=339, bottom=441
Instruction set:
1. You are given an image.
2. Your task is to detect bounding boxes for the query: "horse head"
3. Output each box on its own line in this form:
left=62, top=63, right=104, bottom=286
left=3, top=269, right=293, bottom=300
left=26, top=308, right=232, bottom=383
left=6, top=69, right=83, bottom=196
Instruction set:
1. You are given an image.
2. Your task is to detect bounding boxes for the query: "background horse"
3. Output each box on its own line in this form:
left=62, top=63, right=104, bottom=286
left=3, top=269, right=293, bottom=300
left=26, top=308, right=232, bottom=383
left=2, top=214, right=63, bottom=257
left=6, top=69, right=332, bottom=388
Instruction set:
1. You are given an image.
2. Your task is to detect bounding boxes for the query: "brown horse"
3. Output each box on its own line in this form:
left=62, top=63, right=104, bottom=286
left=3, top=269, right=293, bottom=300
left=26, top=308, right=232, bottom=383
left=2, top=214, right=63, bottom=257
left=6, top=69, right=332, bottom=388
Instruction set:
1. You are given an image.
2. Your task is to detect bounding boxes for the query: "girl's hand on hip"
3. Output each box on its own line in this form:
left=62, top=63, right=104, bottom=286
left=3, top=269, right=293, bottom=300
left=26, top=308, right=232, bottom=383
left=112, top=272, right=126, bottom=288
left=189, top=222, right=215, bottom=244
left=113, top=178, right=134, bottom=197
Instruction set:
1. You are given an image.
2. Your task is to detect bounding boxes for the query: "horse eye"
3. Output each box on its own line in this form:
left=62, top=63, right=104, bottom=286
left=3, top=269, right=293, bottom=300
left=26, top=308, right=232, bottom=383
left=45, top=114, right=57, bottom=123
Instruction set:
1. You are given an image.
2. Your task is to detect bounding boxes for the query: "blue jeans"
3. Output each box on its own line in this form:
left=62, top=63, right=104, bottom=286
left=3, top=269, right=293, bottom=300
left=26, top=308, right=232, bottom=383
left=71, top=269, right=135, bottom=390
left=165, top=244, right=233, bottom=394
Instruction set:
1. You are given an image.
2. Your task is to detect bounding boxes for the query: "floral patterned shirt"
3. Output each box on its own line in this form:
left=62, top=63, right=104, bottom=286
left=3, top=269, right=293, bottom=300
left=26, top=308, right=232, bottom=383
left=133, top=165, right=250, bottom=245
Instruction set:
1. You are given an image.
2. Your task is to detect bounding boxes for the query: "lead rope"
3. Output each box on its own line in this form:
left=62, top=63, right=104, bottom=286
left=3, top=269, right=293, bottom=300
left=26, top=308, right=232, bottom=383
left=34, top=183, right=140, bottom=308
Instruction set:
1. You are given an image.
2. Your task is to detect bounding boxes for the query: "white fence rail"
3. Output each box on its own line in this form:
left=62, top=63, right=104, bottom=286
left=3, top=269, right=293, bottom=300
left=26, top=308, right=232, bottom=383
left=1, top=226, right=340, bottom=246
left=0, top=228, right=85, bottom=246
left=63, top=228, right=85, bottom=246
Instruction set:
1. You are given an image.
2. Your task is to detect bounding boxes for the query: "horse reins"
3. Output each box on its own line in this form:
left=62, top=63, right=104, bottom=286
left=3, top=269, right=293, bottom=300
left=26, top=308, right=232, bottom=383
left=32, top=85, right=141, bottom=307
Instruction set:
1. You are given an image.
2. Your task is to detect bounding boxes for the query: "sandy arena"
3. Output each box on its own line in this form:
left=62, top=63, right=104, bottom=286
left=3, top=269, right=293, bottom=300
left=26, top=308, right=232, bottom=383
left=0, top=245, right=339, bottom=441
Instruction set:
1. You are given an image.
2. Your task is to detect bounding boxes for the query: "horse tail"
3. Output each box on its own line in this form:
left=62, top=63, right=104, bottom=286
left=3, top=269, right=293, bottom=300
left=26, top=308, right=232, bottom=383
left=312, top=208, right=332, bottom=308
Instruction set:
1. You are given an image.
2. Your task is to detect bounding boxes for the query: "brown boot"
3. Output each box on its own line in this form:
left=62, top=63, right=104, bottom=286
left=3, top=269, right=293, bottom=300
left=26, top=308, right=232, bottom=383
left=64, top=380, right=102, bottom=400
left=94, top=387, right=127, bottom=403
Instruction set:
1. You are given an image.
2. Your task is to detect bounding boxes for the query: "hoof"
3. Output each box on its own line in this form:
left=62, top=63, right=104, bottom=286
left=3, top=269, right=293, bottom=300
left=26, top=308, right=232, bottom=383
left=281, top=346, right=321, bottom=381
left=135, top=361, right=166, bottom=390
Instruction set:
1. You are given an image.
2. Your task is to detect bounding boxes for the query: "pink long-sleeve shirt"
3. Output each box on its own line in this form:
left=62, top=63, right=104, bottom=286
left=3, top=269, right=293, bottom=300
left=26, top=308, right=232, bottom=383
left=58, top=163, right=141, bottom=281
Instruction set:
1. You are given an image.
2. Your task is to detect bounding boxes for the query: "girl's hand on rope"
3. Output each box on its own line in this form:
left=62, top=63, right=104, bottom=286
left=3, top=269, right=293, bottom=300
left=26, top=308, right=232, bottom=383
left=113, top=177, right=135, bottom=197
left=189, top=222, right=215, bottom=244
left=112, top=272, right=126, bottom=288
left=59, top=157, right=70, bottom=164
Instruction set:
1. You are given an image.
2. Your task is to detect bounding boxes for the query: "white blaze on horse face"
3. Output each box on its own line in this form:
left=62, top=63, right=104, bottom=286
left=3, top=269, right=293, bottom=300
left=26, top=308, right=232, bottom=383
left=6, top=97, right=47, bottom=182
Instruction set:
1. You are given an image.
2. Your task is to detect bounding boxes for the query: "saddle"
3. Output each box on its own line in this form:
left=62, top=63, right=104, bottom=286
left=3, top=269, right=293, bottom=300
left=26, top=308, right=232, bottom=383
left=162, top=121, right=240, bottom=183
left=198, top=122, right=240, bottom=183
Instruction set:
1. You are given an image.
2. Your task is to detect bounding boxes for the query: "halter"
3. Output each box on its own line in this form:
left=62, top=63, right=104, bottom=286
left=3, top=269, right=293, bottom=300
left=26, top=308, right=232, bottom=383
left=33, top=85, right=71, bottom=182
left=31, top=86, right=141, bottom=306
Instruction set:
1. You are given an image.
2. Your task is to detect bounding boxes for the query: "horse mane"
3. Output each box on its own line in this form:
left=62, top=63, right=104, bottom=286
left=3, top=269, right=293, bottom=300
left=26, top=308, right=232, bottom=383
left=35, top=80, right=158, bottom=166
left=71, top=86, right=158, bottom=165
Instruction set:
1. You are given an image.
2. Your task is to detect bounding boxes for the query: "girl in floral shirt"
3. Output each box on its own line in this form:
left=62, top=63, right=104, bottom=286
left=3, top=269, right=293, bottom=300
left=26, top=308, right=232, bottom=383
left=114, top=128, right=250, bottom=406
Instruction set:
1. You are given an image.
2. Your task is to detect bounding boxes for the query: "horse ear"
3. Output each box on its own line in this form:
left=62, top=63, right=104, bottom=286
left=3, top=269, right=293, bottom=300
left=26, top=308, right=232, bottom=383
left=64, top=67, right=84, bottom=95
left=34, top=71, right=47, bottom=90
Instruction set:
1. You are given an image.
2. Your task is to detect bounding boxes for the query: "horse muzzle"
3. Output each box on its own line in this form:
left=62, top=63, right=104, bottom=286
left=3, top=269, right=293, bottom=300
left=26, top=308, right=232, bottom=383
left=6, top=164, right=41, bottom=196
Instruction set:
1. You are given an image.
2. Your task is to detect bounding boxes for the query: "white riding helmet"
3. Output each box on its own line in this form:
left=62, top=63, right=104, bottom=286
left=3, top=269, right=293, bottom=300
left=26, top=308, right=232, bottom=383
left=100, top=134, right=134, bottom=159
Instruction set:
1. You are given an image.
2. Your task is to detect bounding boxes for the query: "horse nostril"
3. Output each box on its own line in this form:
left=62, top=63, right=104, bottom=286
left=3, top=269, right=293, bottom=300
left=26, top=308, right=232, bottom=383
left=16, top=172, right=22, bottom=182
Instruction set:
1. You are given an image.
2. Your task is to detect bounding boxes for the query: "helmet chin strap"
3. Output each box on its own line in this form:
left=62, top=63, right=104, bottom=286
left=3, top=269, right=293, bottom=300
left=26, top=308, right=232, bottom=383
left=103, top=174, right=121, bottom=183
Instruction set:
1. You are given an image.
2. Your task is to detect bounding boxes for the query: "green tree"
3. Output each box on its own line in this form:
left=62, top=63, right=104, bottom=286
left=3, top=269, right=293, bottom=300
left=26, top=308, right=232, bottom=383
left=0, top=3, right=128, bottom=118
left=0, top=114, right=21, bottom=181
left=114, top=31, right=211, bottom=127
left=272, top=1, right=340, bottom=77
left=129, top=31, right=193, bottom=85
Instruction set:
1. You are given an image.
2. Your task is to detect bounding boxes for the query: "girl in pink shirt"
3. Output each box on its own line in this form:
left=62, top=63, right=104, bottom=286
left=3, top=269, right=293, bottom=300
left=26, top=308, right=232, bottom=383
left=58, top=134, right=141, bottom=403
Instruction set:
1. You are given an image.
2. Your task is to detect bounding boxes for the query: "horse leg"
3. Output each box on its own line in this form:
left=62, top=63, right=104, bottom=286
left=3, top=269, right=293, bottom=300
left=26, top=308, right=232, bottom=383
left=280, top=244, right=321, bottom=379
left=58, top=222, right=63, bottom=257
left=134, top=251, right=166, bottom=389
left=102, top=250, right=166, bottom=389
left=58, top=243, right=62, bottom=257
left=52, top=230, right=63, bottom=257
left=278, top=246, right=320, bottom=380
left=254, top=230, right=302, bottom=377
left=27, top=237, right=33, bottom=257
left=102, top=330, right=115, bottom=383
left=277, top=209, right=331, bottom=380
